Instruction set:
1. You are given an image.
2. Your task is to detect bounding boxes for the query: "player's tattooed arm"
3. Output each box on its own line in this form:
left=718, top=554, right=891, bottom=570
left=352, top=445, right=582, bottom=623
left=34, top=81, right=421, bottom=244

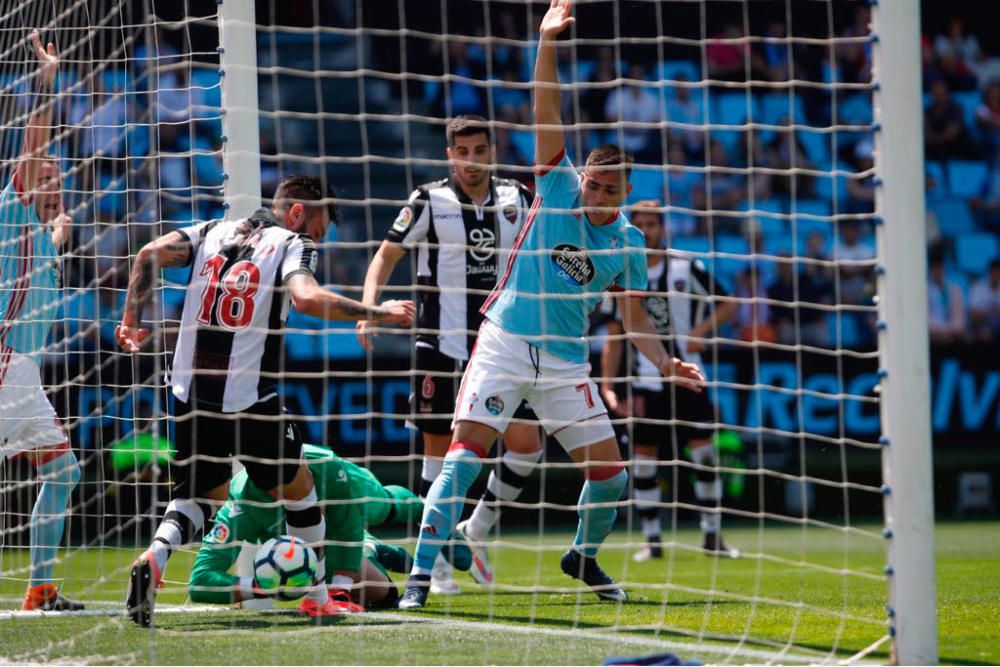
left=116, top=232, right=192, bottom=352
left=286, top=273, right=415, bottom=325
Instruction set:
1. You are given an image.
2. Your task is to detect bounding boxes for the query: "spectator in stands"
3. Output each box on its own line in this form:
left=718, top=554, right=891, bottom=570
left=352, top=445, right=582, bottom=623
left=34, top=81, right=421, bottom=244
left=707, top=24, right=744, bottom=81
left=665, top=75, right=704, bottom=156
left=803, top=230, right=835, bottom=298
left=603, top=63, right=661, bottom=163
left=969, top=149, right=1000, bottom=231
left=833, top=219, right=875, bottom=307
left=663, top=141, right=699, bottom=237
left=755, top=21, right=790, bottom=83
left=932, top=17, right=982, bottom=91
left=731, top=267, right=775, bottom=343
left=836, top=5, right=872, bottom=84
left=433, top=40, right=485, bottom=117
left=924, top=78, right=980, bottom=161
left=927, top=249, right=967, bottom=343
left=975, top=81, right=1000, bottom=159
left=740, top=129, right=774, bottom=201
left=846, top=138, right=876, bottom=214
left=968, top=259, right=1000, bottom=341
left=691, top=139, right=747, bottom=235
left=768, top=253, right=830, bottom=347
left=766, top=116, right=816, bottom=198
left=581, top=46, right=616, bottom=126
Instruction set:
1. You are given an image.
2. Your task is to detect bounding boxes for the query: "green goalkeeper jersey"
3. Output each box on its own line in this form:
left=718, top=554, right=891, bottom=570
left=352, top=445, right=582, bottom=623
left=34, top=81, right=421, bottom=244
left=188, top=444, right=419, bottom=605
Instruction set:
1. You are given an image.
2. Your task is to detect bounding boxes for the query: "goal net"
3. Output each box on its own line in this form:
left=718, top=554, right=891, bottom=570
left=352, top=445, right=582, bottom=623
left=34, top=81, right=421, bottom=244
left=0, top=0, right=934, bottom=664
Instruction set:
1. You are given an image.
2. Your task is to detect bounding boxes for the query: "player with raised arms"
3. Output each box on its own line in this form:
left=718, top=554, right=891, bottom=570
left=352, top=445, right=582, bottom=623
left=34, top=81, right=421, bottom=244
left=357, top=115, right=543, bottom=594
left=0, top=30, right=83, bottom=612
left=115, top=175, right=414, bottom=625
left=398, top=0, right=704, bottom=609
left=188, top=444, right=471, bottom=612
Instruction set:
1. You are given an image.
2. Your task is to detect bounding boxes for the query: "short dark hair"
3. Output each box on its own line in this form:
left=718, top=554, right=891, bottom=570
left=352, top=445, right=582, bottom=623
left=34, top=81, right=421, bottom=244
left=273, top=174, right=339, bottom=224
left=446, top=114, right=492, bottom=147
left=586, top=144, right=633, bottom=181
left=630, top=199, right=663, bottom=223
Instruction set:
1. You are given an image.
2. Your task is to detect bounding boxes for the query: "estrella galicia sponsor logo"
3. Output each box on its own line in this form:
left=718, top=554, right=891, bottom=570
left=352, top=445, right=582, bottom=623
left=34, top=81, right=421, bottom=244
left=551, top=243, right=596, bottom=286
left=485, top=395, right=505, bottom=416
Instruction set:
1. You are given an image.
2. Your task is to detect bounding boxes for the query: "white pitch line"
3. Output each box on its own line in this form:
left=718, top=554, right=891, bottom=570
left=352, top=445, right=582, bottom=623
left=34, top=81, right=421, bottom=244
left=0, top=605, right=883, bottom=666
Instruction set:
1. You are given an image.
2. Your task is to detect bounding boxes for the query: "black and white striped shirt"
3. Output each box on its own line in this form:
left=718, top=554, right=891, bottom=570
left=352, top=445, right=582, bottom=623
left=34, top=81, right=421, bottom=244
left=170, top=209, right=318, bottom=412
left=603, top=251, right=724, bottom=391
left=386, top=176, right=533, bottom=361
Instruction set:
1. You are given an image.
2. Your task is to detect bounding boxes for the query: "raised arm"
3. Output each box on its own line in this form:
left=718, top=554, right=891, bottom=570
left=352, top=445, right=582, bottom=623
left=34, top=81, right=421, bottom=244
left=116, top=231, right=194, bottom=352
left=17, top=30, right=59, bottom=195
left=286, top=272, right=414, bottom=325
left=355, top=240, right=407, bottom=350
left=534, top=0, right=575, bottom=166
left=619, top=294, right=705, bottom=393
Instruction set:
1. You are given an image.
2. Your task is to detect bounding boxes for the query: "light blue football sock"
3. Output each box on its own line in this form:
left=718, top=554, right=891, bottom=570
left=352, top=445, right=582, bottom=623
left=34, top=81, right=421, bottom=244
left=572, top=469, right=628, bottom=558
left=30, top=451, right=81, bottom=587
left=411, top=448, right=482, bottom=574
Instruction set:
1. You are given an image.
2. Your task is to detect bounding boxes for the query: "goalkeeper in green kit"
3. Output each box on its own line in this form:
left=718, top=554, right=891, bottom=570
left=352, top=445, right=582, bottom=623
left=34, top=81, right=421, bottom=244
left=188, top=444, right=471, bottom=615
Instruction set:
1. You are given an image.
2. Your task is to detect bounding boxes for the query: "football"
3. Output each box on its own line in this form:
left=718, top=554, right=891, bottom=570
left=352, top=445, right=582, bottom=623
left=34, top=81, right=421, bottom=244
left=253, top=535, right=318, bottom=601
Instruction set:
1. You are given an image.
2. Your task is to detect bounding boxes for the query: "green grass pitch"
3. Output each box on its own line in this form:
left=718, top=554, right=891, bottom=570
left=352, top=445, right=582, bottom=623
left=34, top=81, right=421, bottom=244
left=1, top=522, right=997, bottom=665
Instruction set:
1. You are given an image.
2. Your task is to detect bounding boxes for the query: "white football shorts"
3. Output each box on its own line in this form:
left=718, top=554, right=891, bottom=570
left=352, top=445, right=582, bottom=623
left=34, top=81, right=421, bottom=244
left=0, top=348, right=67, bottom=462
left=453, top=320, right=614, bottom=452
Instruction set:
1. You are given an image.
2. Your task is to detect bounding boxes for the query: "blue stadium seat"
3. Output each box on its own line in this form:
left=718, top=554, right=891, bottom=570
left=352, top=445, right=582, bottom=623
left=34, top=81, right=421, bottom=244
left=956, top=232, right=999, bottom=275
left=510, top=130, right=534, bottom=165
left=628, top=166, right=664, bottom=203
left=792, top=198, right=831, bottom=219
left=711, top=93, right=756, bottom=126
left=930, top=198, right=976, bottom=238
left=759, top=93, right=807, bottom=126
left=947, top=160, right=989, bottom=199
left=952, top=91, right=981, bottom=131
left=839, top=94, right=873, bottom=125
left=658, top=60, right=700, bottom=84
left=714, top=234, right=750, bottom=285
left=797, top=129, right=832, bottom=168
left=671, top=235, right=710, bottom=257
left=753, top=198, right=785, bottom=214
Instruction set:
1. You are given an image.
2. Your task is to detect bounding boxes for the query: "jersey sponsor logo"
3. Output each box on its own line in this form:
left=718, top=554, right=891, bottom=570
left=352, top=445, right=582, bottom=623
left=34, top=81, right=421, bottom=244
left=391, top=206, right=412, bottom=234
left=205, top=523, right=230, bottom=544
left=551, top=243, right=596, bottom=286
left=502, top=204, right=518, bottom=224
left=468, top=227, right=496, bottom=262
left=421, top=374, right=435, bottom=399
left=485, top=395, right=504, bottom=416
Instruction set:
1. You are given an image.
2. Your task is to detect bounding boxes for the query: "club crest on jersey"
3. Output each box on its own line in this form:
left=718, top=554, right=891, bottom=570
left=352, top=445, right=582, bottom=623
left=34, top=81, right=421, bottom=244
left=467, top=392, right=480, bottom=412
left=551, top=243, right=596, bottom=286
left=391, top=206, right=412, bottom=234
left=502, top=204, right=518, bottom=224
left=205, top=523, right=230, bottom=544
left=485, top=395, right=505, bottom=416
left=421, top=374, right=435, bottom=399
left=674, top=280, right=687, bottom=292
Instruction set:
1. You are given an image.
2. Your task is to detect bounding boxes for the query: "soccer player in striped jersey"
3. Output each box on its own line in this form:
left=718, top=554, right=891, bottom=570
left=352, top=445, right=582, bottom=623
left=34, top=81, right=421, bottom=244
left=357, top=114, right=543, bottom=593
left=188, top=444, right=471, bottom=612
left=0, top=30, right=83, bottom=612
left=600, top=201, right=740, bottom=561
left=116, top=176, right=414, bottom=625
left=398, top=0, right=704, bottom=609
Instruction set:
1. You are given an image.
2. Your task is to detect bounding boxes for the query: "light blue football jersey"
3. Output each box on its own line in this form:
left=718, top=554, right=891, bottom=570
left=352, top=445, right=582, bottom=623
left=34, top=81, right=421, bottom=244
left=0, top=177, right=61, bottom=356
left=483, top=150, right=647, bottom=364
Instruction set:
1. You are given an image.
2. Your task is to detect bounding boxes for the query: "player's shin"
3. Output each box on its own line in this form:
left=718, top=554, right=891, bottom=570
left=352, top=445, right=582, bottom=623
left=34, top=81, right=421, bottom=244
left=690, top=442, right=722, bottom=535
left=465, top=448, right=542, bottom=541
left=572, top=467, right=628, bottom=558
left=632, top=454, right=661, bottom=541
left=410, top=443, right=484, bottom=575
left=284, top=489, right=330, bottom=604
left=149, top=498, right=211, bottom=575
left=28, top=449, right=81, bottom=587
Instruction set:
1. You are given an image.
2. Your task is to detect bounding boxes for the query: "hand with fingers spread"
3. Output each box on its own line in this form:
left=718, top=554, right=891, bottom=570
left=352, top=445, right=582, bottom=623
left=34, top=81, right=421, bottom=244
left=539, top=0, right=575, bottom=40
left=658, top=356, right=706, bottom=393
left=115, top=324, right=150, bottom=354
left=30, top=29, right=58, bottom=89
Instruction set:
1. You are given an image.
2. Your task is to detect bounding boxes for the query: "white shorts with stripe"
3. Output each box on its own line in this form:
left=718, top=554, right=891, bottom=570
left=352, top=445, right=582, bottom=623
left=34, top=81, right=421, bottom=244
left=453, top=320, right=614, bottom=452
left=0, top=349, right=66, bottom=462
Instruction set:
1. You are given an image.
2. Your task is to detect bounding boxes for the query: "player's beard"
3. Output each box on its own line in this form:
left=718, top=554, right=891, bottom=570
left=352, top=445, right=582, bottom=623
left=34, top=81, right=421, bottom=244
left=456, top=167, right=488, bottom=190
